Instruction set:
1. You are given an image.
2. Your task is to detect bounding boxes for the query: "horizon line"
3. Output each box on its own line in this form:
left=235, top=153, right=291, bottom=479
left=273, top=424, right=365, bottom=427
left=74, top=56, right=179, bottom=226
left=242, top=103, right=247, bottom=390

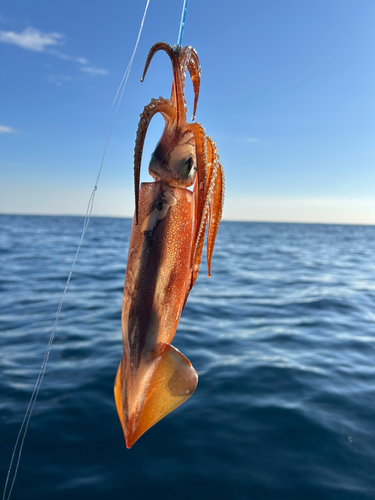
left=1, top=212, right=375, bottom=227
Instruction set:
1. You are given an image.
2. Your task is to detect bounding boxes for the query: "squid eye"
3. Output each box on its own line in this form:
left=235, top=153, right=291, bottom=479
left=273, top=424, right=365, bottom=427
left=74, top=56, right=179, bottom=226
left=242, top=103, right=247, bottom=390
left=184, top=157, right=195, bottom=178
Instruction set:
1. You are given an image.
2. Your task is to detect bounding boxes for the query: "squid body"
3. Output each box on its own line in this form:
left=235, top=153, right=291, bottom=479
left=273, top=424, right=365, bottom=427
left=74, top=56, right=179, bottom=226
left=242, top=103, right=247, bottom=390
left=114, top=42, right=224, bottom=448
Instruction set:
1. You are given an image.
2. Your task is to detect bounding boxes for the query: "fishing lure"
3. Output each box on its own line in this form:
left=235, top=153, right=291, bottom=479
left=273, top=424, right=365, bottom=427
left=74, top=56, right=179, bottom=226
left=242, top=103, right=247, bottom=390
left=114, top=42, right=224, bottom=448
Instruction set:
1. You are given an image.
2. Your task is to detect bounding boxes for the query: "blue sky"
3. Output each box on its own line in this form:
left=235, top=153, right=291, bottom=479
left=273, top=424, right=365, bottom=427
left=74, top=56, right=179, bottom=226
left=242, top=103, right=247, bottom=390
left=1, top=0, right=374, bottom=223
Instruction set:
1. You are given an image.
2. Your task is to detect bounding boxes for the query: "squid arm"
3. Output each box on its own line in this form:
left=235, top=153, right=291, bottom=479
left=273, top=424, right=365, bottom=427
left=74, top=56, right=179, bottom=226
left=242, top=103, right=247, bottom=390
left=115, top=43, right=224, bottom=448
left=133, top=98, right=176, bottom=225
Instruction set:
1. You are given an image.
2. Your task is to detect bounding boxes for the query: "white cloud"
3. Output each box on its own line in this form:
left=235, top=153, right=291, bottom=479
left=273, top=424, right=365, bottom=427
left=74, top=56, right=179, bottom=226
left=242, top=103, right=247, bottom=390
left=236, top=137, right=260, bottom=144
left=76, top=57, right=88, bottom=65
left=76, top=57, right=89, bottom=64
left=0, top=125, right=17, bottom=134
left=49, top=50, right=89, bottom=65
left=0, top=27, right=64, bottom=52
left=49, top=51, right=70, bottom=60
left=0, top=25, right=107, bottom=80
left=81, top=66, right=108, bottom=77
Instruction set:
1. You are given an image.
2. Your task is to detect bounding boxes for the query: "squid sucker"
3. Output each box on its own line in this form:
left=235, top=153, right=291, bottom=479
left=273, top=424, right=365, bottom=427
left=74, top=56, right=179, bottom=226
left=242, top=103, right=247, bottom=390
left=114, top=42, right=224, bottom=448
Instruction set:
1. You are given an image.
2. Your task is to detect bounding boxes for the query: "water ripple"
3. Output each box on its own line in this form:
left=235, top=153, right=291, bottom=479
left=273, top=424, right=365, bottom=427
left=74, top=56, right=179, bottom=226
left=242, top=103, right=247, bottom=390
left=1, top=216, right=375, bottom=499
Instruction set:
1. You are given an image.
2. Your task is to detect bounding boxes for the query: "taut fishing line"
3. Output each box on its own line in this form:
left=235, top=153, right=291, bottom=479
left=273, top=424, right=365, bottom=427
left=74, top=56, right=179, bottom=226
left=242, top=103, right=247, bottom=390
left=2, top=2, right=151, bottom=499
left=176, top=0, right=190, bottom=48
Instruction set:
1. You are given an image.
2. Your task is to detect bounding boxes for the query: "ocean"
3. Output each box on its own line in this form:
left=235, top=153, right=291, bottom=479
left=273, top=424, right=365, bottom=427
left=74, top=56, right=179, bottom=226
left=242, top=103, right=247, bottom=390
left=1, top=214, right=375, bottom=499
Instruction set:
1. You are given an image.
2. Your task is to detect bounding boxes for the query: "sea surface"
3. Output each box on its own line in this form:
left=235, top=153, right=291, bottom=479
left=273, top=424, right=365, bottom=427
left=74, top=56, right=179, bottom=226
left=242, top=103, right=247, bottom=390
left=1, top=214, right=375, bottom=500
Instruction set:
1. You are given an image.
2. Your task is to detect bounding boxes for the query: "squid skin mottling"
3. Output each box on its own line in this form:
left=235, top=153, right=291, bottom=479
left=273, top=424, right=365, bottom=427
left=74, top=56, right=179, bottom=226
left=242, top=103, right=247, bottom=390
left=115, top=43, right=224, bottom=447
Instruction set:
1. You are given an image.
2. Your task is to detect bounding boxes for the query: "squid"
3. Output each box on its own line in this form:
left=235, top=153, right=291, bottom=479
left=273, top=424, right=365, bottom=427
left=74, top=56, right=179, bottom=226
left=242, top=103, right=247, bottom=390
left=114, top=42, right=224, bottom=448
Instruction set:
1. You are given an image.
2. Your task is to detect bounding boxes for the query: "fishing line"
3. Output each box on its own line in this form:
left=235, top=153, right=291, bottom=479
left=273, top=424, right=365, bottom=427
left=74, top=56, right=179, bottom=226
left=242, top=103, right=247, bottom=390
left=2, top=2, right=151, bottom=499
left=176, top=0, right=190, bottom=48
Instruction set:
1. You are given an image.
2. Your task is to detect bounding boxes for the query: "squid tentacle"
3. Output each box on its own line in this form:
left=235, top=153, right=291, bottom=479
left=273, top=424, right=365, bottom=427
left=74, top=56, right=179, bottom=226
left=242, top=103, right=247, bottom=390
left=116, top=42, right=224, bottom=447
left=181, top=122, right=207, bottom=244
left=179, top=46, right=201, bottom=121
left=190, top=136, right=218, bottom=287
left=192, top=163, right=219, bottom=285
left=134, top=98, right=176, bottom=224
left=207, top=160, right=225, bottom=278
left=140, top=42, right=186, bottom=127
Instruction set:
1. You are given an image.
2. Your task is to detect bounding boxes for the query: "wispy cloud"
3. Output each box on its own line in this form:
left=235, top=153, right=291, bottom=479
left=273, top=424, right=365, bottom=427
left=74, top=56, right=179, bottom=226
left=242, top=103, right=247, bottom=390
left=0, top=125, right=18, bottom=134
left=81, top=66, right=108, bottom=77
left=49, top=49, right=89, bottom=66
left=47, top=74, right=73, bottom=87
left=0, top=25, right=108, bottom=81
left=236, top=137, right=260, bottom=144
left=0, top=27, right=64, bottom=52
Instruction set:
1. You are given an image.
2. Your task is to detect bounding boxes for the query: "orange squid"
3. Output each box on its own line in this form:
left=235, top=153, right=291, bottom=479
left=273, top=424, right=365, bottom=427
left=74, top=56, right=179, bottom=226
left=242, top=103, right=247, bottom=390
left=114, top=42, right=224, bottom=448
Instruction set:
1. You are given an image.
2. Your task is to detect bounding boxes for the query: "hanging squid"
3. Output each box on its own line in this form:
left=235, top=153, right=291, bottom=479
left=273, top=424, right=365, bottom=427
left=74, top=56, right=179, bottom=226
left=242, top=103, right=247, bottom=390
left=114, top=42, right=224, bottom=448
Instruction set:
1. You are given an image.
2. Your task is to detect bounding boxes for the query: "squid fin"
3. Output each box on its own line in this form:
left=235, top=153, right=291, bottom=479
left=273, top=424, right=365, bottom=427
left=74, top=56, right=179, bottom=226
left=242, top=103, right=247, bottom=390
left=115, top=344, right=198, bottom=448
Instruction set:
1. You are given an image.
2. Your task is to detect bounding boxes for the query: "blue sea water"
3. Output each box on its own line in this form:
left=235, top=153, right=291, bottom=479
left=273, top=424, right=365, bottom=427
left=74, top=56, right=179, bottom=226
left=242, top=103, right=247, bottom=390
left=1, top=214, right=375, bottom=500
